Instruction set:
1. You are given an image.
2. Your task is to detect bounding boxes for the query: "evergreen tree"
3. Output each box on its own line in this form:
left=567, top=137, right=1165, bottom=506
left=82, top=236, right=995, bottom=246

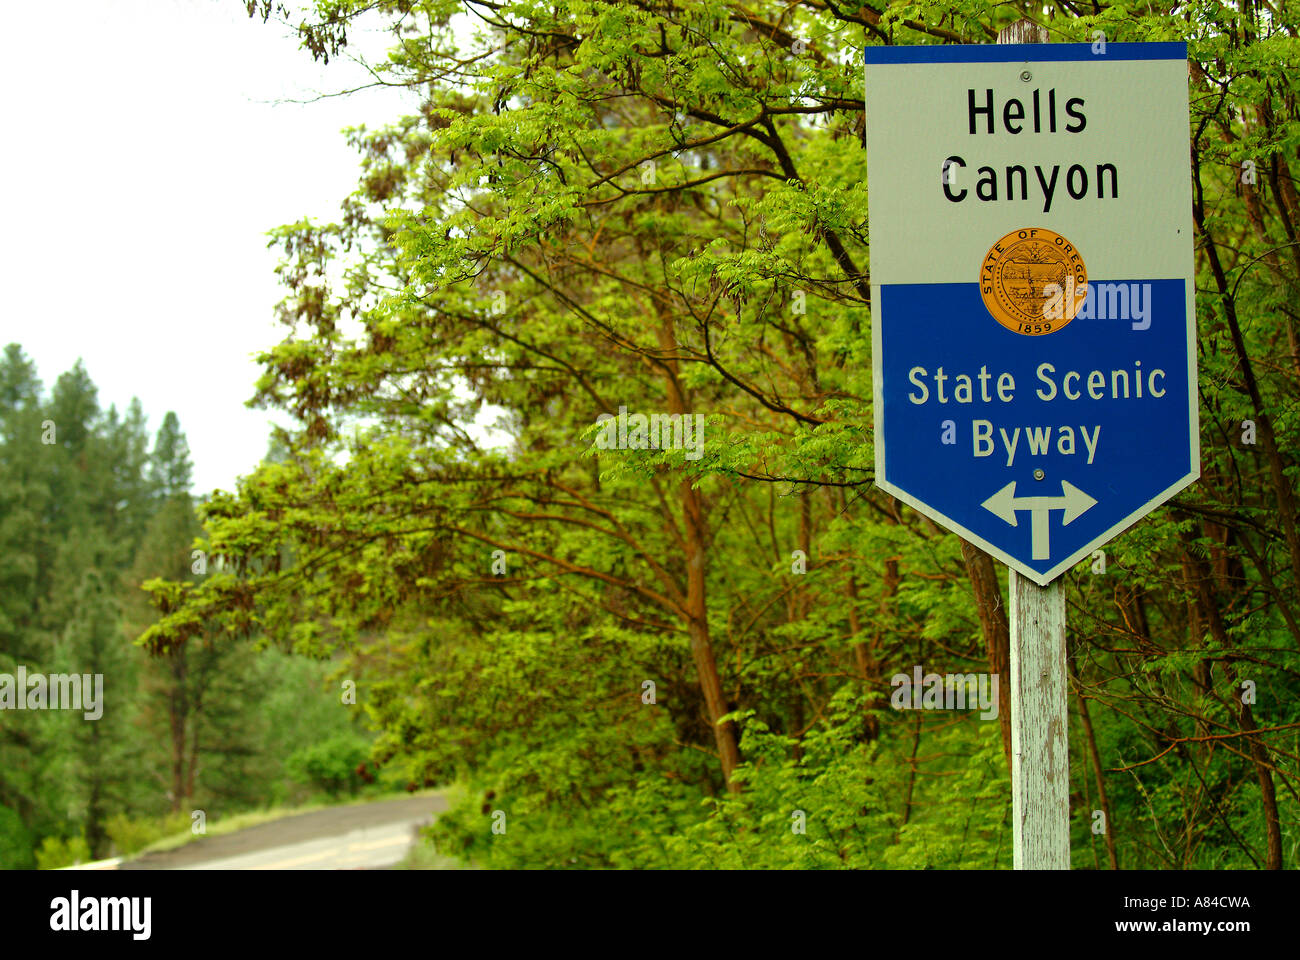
left=148, top=411, right=192, bottom=500
left=0, top=345, right=49, bottom=662
left=47, top=561, right=141, bottom=859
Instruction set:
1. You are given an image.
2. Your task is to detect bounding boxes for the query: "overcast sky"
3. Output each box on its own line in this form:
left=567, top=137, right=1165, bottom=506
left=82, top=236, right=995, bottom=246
left=0, top=0, right=421, bottom=494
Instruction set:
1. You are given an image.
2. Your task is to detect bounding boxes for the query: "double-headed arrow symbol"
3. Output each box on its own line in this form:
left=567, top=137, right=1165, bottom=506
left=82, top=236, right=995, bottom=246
left=981, top=480, right=1098, bottom=560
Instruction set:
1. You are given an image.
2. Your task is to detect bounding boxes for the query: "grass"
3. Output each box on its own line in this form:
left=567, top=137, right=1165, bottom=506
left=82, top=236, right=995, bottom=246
left=391, top=837, right=468, bottom=869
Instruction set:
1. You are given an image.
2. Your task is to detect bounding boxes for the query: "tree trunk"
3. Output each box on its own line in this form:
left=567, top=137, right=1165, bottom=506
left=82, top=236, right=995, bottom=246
left=960, top=540, right=1012, bottom=764
left=169, top=650, right=188, bottom=813
left=656, top=312, right=741, bottom=790
left=1182, top=532, right=1283, bottom=868
left=85, top=718, right=108, bottom=860
left=1071, top=662, right=1119, bottom=869
left=682, top=493, right=742, bottom=790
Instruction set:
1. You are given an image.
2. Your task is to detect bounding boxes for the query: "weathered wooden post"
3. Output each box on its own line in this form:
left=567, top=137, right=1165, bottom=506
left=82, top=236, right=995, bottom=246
left=997, top=18, right=1071, bottom=871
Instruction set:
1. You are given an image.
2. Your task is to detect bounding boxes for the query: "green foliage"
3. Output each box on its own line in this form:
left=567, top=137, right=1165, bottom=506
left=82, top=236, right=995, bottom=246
left=104, top=811, right=193, bottom=858
left=0, top=805, right=35, bottom=869
left=286, top=733, right=372, bottom=797
left=0, top=347, right=382, bottom=862
left=34, top=833, right=90, bottom=871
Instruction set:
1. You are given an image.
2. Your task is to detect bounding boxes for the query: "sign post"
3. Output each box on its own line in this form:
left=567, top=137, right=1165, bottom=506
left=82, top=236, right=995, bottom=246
left=1003, top=19, right=1069, bottom=874
left=864, top=27, right=1197, bottom=868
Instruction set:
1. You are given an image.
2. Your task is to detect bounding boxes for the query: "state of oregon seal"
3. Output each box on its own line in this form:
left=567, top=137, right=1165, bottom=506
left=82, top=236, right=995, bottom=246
left=980, top=228, right=1088, bottom=336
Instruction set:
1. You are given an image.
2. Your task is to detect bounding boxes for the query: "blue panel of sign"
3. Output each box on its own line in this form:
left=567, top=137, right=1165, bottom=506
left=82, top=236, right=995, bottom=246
left=876, top=277, right=1195, bottom=581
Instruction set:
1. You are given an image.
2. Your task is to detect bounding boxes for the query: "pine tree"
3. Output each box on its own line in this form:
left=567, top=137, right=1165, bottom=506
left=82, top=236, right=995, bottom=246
left=49, top=561, right=141, bottom=859
left=148, top=411, right=192, bottom=500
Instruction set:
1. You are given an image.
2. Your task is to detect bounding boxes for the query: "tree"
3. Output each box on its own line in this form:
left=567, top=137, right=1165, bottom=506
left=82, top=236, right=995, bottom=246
left=50, top=562, right=141, bottom=860
left=148, top=411, right=192, bottom=500
left=126, top=413, right=274, bottom=814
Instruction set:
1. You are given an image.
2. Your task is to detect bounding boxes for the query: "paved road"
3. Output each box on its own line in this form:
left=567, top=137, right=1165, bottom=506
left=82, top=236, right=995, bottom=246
left=121, top=794, right=448, bottom=870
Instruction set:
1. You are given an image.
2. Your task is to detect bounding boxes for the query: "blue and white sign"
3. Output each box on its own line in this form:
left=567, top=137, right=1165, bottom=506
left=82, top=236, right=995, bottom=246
left=865, top=43, right=1198, bottom=585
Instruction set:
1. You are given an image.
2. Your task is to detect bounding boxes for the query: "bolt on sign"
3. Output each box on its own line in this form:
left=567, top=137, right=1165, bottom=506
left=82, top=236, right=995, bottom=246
left=864, top=42, right=1198, bottom=584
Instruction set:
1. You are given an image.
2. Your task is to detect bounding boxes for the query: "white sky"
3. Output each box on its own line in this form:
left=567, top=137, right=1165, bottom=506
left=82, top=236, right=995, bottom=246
left=0, top=0, right=422, bottom=495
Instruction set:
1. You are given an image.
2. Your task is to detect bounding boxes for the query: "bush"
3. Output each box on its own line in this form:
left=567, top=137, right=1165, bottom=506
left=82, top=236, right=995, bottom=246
left=104, top=813, right=162, bottom=857
left=285, top=734, right=370, bottom=798
left=105, top=811, right=194, bottom=857
left=34, top=833, right=89, bottom=871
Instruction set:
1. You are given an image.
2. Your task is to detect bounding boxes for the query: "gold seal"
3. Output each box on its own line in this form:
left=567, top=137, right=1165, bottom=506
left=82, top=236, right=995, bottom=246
left=979, top=228, right=1087, bottom=336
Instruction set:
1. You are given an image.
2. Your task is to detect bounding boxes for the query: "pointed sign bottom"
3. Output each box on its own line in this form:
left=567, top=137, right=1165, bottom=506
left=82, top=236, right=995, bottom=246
left=981, top=481, right=1098, bottom=560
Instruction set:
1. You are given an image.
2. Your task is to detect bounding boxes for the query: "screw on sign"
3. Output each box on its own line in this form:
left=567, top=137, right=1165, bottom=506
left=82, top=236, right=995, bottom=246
left=864, top=24, right=1197, bottom=868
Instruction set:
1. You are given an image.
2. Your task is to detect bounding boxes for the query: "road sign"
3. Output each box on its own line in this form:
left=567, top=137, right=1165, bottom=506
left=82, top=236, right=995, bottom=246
left=865, top=42, right=1198, bottom=585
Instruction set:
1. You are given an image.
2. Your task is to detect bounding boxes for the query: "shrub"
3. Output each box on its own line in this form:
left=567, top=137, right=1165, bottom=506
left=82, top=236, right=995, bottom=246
left=34, top=833, right=89, bottom=871
left=285, top=734, right=370, bottom=797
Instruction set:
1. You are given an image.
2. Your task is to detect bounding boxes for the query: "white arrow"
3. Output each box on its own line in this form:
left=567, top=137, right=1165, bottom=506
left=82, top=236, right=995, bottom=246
left=980, top=480, right=1098, bottom=560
